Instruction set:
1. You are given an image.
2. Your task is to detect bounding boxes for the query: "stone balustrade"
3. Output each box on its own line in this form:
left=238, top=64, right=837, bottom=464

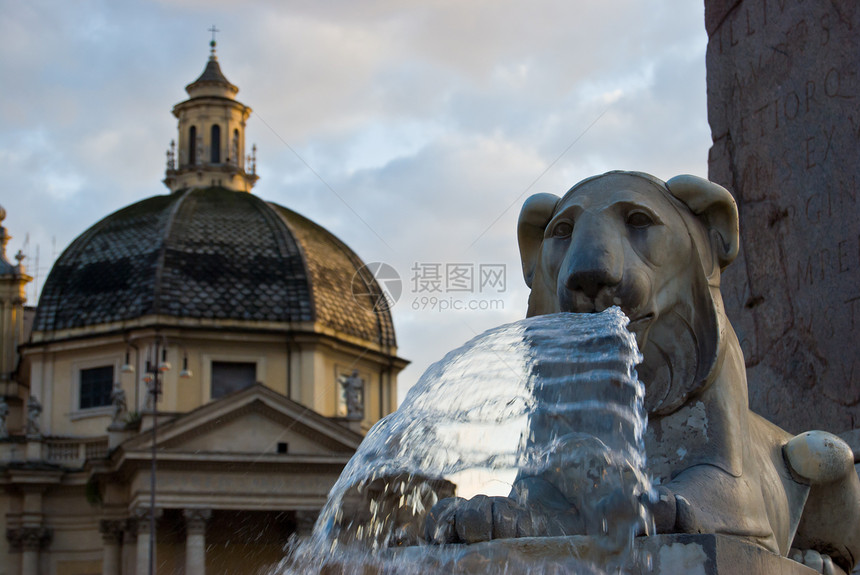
left=0, top=436, right=109, bottom=466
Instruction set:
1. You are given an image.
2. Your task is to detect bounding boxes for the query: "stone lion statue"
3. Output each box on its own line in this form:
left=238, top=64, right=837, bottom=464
left=427, top=171, right=860, bottom=573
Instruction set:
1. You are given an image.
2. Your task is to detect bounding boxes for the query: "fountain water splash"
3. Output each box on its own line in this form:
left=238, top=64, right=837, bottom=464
left=274, top=308, right=654, bottom=574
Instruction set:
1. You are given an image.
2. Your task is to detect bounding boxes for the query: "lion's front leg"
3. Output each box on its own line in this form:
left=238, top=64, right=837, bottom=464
left=652, top=463, right=779, bottom=553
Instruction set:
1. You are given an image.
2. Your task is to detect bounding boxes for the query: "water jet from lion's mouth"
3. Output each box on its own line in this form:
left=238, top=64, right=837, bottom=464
left=272, top=308, right=654, bottom=574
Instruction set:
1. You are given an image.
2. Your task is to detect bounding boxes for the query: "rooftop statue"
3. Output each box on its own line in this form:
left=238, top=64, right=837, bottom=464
left=25, top=395, right=42, bottom=437
left=110, top=381, right=128, bottom=426
left=340, top=370, right=365, bottom=420
left=426, top=171, right=860, bottom=574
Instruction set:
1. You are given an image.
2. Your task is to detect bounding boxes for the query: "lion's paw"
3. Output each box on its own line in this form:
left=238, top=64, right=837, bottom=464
left=784, top=431, right=854, bottom=485
left=788, top=548, right=847, bottom=575
left=425, top=495, right=532, bottom=544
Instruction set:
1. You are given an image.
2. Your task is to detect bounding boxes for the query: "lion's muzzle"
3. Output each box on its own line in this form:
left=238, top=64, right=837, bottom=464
left=561, top=216, right=623, bottom=307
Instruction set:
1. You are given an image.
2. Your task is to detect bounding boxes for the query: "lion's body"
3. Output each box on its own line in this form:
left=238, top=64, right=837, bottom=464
left=513, top=171, right=860, bottom=571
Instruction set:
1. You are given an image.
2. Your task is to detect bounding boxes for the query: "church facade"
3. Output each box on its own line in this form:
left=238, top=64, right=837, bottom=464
left=0, top=40, right=407, bottom=575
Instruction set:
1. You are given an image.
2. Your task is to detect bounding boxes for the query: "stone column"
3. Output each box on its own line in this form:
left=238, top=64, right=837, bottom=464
left=134, top=508, right=161, bottom=575
left=135, top=517, right=151, bottom=575
left=20, top=531, right=39, bottom=575
left=100, top=520, right=124, bottom=575
left=6, top=527, right=51, bottom=575
left=183, top=509, right=211, bottom=575
left=122, top=517, right=138, bottom=575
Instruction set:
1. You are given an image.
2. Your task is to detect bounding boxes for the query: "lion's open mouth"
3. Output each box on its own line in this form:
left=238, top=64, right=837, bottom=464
left=561, top=295, right=616, bottom=314
left=628, top=313, right=654, bottom=326
left=626, top=313, right=655, bottom=349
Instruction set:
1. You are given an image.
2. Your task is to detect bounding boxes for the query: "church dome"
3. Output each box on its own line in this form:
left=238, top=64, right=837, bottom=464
left=32, top=186, right=396, bottom=347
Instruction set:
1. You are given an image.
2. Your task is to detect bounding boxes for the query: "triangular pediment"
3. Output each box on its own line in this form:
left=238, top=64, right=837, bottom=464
left=121, top=384, right=363, bottom=457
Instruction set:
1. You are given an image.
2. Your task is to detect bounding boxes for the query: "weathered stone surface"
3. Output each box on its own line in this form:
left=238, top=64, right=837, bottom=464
left=706, top=0, right=860, bottom=434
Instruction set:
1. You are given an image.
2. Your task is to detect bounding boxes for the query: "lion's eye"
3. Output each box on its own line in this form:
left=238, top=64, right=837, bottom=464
left=626, top=211, right=654, bottom=229
left=551, top=221, right=573, bottom=238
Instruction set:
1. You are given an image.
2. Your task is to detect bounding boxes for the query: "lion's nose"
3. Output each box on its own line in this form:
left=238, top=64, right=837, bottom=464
left=565, top=262, right=621, bottom=299
left=563, top=228, right=622, bottom=300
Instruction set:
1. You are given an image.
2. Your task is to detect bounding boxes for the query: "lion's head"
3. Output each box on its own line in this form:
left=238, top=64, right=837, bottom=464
left=518, top=171, right=739, bottom=415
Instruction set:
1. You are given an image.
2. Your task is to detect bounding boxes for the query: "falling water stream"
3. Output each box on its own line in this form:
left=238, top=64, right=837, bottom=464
left=272, top=309, right=654, bottom=574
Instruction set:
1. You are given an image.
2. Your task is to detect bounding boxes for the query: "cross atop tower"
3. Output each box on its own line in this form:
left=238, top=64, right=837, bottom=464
left=208, top=25, right=220, bottom=55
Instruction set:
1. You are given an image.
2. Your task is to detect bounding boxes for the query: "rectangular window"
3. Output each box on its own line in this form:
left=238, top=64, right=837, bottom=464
left=211, top=361, right=256, bottom=399
left=80, top=366, right=114, bottom=409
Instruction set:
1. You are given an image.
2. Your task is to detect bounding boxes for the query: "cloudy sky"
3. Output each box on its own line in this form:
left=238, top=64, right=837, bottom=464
left=0, top=0, right=711, bottom=397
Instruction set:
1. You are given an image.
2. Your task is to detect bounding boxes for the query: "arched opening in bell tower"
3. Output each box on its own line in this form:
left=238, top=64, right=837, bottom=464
left=189, top=125, right=197, bottom=165
left=232, top=128, right=240, bottom=165
left=211, top=124, right=221, bottom=164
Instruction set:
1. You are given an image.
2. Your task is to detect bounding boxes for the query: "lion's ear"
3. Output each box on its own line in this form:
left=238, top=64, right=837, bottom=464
left=517, top=193, right=561, bottom=288
left=666, top=175, right=739, bottom=270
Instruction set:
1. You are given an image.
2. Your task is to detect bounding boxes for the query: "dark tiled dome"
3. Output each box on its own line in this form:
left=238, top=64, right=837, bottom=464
left=33, top=187, right=395, bottom=347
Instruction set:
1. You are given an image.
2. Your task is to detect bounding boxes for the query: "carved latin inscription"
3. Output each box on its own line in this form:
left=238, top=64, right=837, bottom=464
left=707, top=0, right=860, bottom=432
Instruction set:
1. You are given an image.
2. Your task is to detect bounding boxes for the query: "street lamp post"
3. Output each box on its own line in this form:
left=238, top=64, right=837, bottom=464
left=142, top=340, right=170, bottom=575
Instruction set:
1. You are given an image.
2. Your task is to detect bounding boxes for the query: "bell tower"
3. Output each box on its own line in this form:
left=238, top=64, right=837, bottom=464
left=0, top=206, right=32, bottom=391
left=164, top=30, right=258, bottom=193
